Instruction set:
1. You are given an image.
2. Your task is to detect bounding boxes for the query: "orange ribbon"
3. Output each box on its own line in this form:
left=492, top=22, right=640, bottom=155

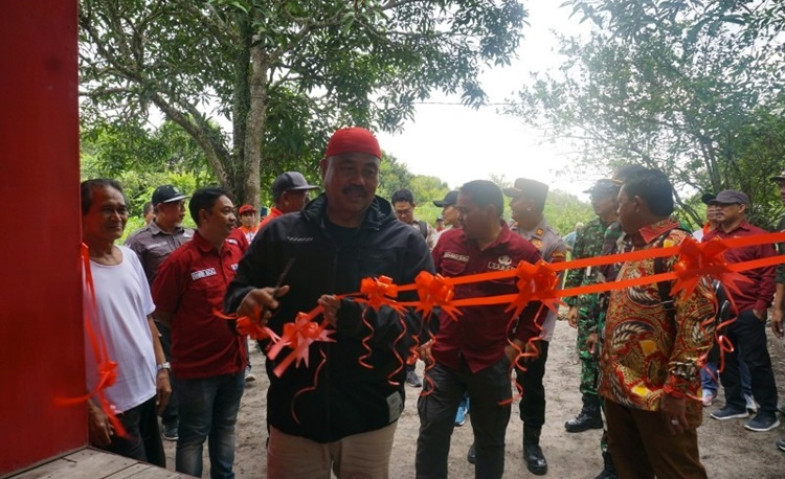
left=268, top=311, right=335, bottom=377
left=214, top=310, right=281, bottom=342
left=413, top=271, right=461, bottom=320
left=57, top=244, right=126, bottom=438
left=506, top=260, right=563, bottom=319
left=357, top=275, right=405, bottom=314
left=670, top=236, right=751, bottom=301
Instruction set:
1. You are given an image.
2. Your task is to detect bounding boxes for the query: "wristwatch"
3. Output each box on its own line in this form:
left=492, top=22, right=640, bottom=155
left=156, top=362, right=171, bottom=372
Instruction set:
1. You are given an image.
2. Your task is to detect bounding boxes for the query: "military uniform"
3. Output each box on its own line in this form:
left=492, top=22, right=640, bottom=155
left=564, top=218, right=615, bottom=403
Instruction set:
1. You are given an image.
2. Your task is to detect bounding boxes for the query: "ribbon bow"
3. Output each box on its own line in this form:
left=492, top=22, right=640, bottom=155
left=506, top=260, right=561, bottom=318
left=268, top=312, right=335, bottom=377
left=358, top=275, right=404, bottom=313
left=671, top=237, right=750, bottom=301
left=214, top=310, right=281, bottom=342
left=414, top=271, right=461, bottom=320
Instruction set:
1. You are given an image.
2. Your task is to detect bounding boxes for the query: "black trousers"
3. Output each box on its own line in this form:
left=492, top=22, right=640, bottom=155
left=720, top=309, right=778, bottom=414
left=416, top=356, right=512, bottom=479
left=157, top=321, right=178, bottom=428
left=97, top=396, right=165, bottom=467
left=516, top=340, right=550, bottom=429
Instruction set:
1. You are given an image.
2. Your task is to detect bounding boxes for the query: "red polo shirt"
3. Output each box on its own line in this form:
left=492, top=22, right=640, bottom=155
left=703, top=220, right=776, bottom=313
left=430, top=224, right=545, bottom=373
left=258, top=206, right=284, bottom=230
left=152, top=231, right=246, bottom=379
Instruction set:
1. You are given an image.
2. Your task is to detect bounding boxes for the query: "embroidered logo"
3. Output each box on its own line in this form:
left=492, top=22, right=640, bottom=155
left=191, top=267, right=216, bottom=281
left=487, top=255, right=514, bottom=271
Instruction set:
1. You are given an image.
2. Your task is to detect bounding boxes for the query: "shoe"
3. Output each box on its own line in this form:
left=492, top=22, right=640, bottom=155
left=162, top=425, right=178, bottom=441
left=455, top=405, right=467, bottom=427
left=524, top=443, right=548, bottom=475
left=710, top=406, right=749, bottom=421
left=777, top=437, right=785, bottom=451
left=745, top=413, right=780, bottom=432
left=565, top=409, right=603, bottom=432
left=594, top=467, right=618, bottom=479
left=406, top=370, right=422, bottom=388
left=745, top=394, right=758, bottom=413
left=467, top=443, right=476, bottom=464
left=593, top=451, right=618, bottom=479
left=245, top=371, right=256, bottom=383
left=701, top=389, right=717, bottom=407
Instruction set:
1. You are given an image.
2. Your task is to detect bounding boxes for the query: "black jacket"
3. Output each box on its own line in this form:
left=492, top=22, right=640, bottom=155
left=225, top=194, right=434, bottom=442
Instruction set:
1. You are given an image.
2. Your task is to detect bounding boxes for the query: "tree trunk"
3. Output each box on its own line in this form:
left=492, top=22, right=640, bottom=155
left=242, top=34, right=268, bottom=207
left=229, top=13, right=252, bottom=203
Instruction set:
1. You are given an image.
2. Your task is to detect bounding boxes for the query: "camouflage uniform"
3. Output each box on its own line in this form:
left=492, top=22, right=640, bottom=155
left=564, top=217, right=615, bottom=400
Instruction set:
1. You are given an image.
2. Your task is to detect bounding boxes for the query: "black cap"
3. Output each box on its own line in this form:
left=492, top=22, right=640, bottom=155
left=433, top=190, right=458, bottom=207
left=708, top=190, right=749, bottom=206
left=700, top=193, right=716, bottom=205
left=272, top=171, right=319, bottom=201
left=503, top=178, right=549, bottom=203
left=152, top=185, right=188, bottom=205
left=584, top=179, right=620, bottom=196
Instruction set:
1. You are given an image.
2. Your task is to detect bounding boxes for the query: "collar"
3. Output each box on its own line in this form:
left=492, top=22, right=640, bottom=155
left=719, top=219, right=752, bottom=235
left=150, top=220, right=183, bottom=236
left=269, top=206, right=284, bottom=218
left=517, top=217, right=549, bottom=239
left=638, top=217, right=681, bottom=245
left=192, top=231, right=222, bottom=254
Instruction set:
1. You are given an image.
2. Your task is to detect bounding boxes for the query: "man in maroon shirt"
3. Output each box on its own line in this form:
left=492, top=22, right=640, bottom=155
left=415, top=180, right=545, bottom=479
left=705, top=190, right=779, bottom=432
left=152, top=187, right=246, bottom=479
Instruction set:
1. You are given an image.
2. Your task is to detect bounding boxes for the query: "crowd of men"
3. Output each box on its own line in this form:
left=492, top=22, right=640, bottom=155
left=80, top=126, right=785, bottom=479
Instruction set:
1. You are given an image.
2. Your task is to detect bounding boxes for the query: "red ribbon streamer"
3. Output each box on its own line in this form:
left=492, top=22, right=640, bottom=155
left=56, top=244, right=126, bottom=438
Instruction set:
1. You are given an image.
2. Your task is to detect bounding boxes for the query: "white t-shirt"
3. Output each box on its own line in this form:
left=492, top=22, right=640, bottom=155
left=85, top=245, right=156, bottom=413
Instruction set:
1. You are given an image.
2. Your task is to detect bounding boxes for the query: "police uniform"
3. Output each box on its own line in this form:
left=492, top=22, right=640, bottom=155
left=502, top=177, right=566, bottom=476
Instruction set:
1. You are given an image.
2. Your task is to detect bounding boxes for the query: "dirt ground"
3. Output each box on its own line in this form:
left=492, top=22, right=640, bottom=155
left=162, top=315, right=785, bottom=478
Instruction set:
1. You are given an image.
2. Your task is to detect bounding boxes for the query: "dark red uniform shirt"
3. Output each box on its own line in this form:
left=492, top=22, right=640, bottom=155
left=152, top=231, right=246, bottom=379
left=703, top=220, right=776, bottom=312
left=430, top=224, right=545, bottom=373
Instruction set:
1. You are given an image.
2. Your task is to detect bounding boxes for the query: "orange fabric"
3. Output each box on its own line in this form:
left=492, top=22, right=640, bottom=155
left=56, top=244, right=126, bottom=438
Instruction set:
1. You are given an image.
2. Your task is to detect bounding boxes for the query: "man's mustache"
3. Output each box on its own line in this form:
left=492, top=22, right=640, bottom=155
left=342, top=185, right=368, bottom=196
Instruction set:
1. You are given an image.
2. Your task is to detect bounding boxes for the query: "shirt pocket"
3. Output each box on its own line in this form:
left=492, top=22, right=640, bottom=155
left=440, top=258, right=467, bottom=277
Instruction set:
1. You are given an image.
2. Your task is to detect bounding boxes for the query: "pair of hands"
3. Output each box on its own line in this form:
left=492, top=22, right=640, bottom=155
left=236, top=286, right=341, bottom=328
left=87, top=371, right=172, bottom=447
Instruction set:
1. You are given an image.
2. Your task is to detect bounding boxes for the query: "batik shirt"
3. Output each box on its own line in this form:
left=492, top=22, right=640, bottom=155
left=599, top=219, right=715, bottom=411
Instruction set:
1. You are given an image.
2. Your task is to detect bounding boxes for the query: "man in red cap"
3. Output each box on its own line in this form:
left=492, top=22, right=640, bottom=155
left=225, top=127, right=433, bottom=478
left=258, top=171, right=319, bottom=230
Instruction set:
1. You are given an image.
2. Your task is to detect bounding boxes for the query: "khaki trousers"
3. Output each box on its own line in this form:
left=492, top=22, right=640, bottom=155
left=267, top=422, right=397, bottom=479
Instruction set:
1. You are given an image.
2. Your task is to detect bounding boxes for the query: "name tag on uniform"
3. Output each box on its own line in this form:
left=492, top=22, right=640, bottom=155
left=191, top=267, right=216, bottom=281
left=444, top=251, right=469, bottom=262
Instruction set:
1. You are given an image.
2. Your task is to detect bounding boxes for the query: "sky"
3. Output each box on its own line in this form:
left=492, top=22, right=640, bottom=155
left=376, top=2, right=595, bottom=197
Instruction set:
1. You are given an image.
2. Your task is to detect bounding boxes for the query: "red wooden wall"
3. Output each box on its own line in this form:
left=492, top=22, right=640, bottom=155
left=0, top=1, right=86, bottom=474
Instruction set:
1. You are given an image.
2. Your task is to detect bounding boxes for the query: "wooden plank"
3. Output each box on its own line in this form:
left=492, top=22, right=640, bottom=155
left=6, top=448, right=190, bottom=479
left=104, top=463, right=190, bottom=479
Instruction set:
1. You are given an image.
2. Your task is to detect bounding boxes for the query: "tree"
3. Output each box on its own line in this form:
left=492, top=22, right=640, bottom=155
left=79, top=0, right=527, bottom=205
left=509, top=0, right=785, bottom=228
